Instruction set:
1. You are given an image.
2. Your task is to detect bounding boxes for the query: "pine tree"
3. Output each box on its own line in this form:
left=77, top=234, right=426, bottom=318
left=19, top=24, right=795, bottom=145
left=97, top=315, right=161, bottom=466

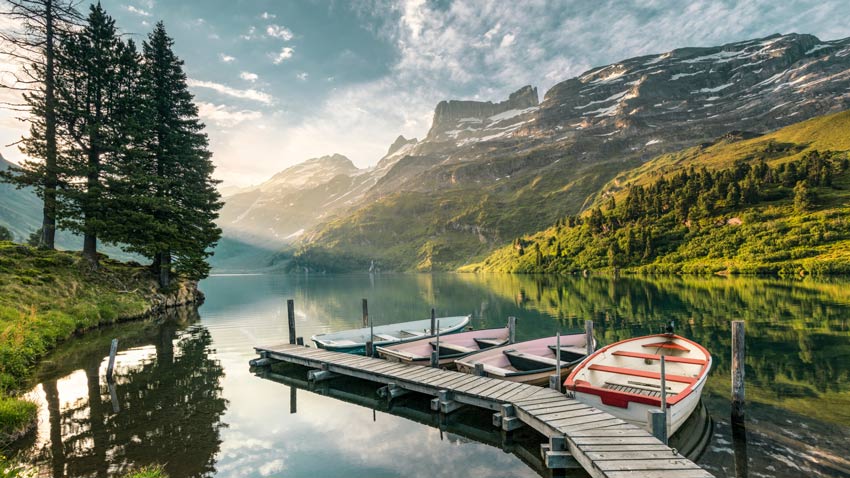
left=793, top=180, right=815, bottom=212
left=0, top=0, right=80, bottom=249
left=53, top=4, right=128, bottom=266
left=123, top=22, right=221, bottom=287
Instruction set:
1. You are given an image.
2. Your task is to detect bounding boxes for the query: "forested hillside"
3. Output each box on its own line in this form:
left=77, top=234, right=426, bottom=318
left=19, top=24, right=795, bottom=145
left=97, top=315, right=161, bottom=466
left=469, top=110, right=850, bottom=275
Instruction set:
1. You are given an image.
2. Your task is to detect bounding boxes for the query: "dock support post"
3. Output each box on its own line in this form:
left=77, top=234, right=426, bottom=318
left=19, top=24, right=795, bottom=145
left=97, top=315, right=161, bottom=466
left=542, top=435, right=579, bottom=469
left=732, top=320, right=745, bottom=425
left=430, top=308, right=436, bottom=335
left=508, top=316, right=516, bottom=344
left=287, top=299, right=296, bottom=345
left=474, top=363, right=485, bottom=377
left=585, top=320, right=593, bottom=357
left=550, top=332, right=561, bottom=392
left=660, top=355, right=668, bottom=442
left=430, top=389, right=462, bottom=414
left=308, top=365, right=338, bottom=382
left=648, top=410, right=667, bottom=444
left=296, top=337, right=304, bottom=346
left=430, top=320, right=441, bottom=367
left=377, top=383, right=410, bottom=400
left=499, top=404, right=523, bottom=431
left=290, top=385, right=297, bottom=414
left=366, top=319, right=374, bottom=357
left=106, top=338, right=118, bottom=381
left=362, top=298, right=369, bottom=326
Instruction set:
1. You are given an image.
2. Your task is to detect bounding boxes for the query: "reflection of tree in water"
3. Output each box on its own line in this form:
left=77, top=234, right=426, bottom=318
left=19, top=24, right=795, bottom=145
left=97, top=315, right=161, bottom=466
left=21, top=307, right=227, bottom=478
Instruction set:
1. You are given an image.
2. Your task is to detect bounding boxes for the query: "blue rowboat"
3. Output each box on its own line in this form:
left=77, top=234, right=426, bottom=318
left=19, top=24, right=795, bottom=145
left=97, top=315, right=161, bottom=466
left=311, top=315, right=471, bottom=354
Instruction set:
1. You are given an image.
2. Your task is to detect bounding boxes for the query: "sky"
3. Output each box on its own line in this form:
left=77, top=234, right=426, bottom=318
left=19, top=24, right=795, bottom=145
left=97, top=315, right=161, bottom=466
left=1, top=0, right=849, bottom=187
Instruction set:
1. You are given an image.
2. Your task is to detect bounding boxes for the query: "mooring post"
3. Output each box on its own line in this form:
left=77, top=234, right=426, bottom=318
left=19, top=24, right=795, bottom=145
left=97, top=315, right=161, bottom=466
left=585, top=320, right=594, bottom=357
left=732, top=320, right=746, bottom=425
left=649, top=410, right=667, bottom=444
left=508, top=316, right=516, bottom=344
left=296, top=337, right=304, bottom=346
left=659, top=355, right=668, bottom=443
left=430, top=307, right=436, bottom=335
left=362, top=298, right=369, bottom=327
left=290, top=385, right=297, bottom=414
left=474, top=362, right=485, bottom=377
left=287, top=299, right=296, bottom=345
left=430, top=319, right=441, bottom=367
left=553, top=332, right=562, bottom=392
left=366, top=319, right=374, bottom=357
left=106, top=338, right=118, bottom=381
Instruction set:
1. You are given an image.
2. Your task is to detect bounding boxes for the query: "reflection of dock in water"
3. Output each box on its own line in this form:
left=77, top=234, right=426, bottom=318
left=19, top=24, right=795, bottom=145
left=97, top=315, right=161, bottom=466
left=254, top=360, right=714, bottom=477
left=254, top=364, right=558, bottom=477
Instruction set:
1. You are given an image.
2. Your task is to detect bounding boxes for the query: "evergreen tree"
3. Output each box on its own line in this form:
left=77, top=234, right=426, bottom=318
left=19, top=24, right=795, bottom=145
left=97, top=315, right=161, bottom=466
left=0, top=0, right=80, bottom=249
left=52, top=4, right=130, bottom=267
left=0, top=225, right=11, bottom=241
left=793, top=180, right=815, bottom=212
left=122, top=23, right=221, bottom=287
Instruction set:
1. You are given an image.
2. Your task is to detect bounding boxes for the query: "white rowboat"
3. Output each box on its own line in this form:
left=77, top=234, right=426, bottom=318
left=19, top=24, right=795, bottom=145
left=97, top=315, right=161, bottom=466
left=376, top=326, right=510, bottom=367
left=312, top=315, right=471, bottom=354
left=564, top=333, right=712, bottom=435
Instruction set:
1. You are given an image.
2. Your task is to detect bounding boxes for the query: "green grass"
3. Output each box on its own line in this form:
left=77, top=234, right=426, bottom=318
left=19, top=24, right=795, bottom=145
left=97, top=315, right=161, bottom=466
left=470, top=110, right=850, bottom=275
left=0, top=242, right=187, bottom=444
left=123, top=465, right=169, bottom=478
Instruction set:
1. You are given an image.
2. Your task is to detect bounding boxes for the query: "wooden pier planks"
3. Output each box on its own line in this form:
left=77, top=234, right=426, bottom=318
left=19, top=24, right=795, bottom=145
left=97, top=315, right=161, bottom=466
left=253, top=343, right=713, bottom=478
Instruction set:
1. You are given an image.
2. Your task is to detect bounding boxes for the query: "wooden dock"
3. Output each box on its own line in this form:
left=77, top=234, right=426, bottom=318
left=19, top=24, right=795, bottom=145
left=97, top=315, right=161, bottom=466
left=253, top=343, right=714, bottom=478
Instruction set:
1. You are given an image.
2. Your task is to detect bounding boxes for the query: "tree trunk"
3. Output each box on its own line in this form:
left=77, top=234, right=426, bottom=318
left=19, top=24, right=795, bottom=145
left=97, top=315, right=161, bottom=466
left=151, top=251, right=161, bottom=275
left=83, top=231, right=97, bottom=266
left=159, top=250, right=171, bottom=288
left=41, top=0, right=58, bottom=250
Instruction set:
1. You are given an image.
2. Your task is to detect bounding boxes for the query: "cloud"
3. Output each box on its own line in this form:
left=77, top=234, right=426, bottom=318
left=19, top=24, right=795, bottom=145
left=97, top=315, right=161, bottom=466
left=187, top=79, right=274, bottom=104
left=126, top=5, right=151, bottom=16
left=240, top=26, right=258, bottom=40
left=240, top=72, right=259, bottom=82
left=260, top=12, right=276, bottom=20
left=500, top=33, right=515, bottom=48
left=272, top=47, right=294, bottom=64
left=296, top=72, right=308, bottom=81
left=197, top=102, right=262, bottom=127
left=266, top=24, right=294, bottom=41
left=219, top=53, right=235, bottom=63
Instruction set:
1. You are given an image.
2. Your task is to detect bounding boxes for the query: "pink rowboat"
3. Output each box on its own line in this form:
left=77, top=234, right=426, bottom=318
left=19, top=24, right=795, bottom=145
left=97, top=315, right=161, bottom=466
left=564, top=333, right=712, bottom=435
left=376, top=327, right=510, bottom=368
left=454, top=334, right=594, bottom=386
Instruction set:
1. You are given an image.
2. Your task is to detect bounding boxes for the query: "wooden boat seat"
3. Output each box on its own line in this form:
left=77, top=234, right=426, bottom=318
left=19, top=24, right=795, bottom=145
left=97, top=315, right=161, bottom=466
left=399, top=330, right=427, bottom=338
left=587, top=364, right=697, bottom=384
left=374, top=334, right=399, bottom=342
left=504, top=350, right=558, bottom=371
left=603, top=382, right=664, bottom=397
left=473, top=338, right=504, bottom=348
left=547, top=345, right=587, bottom=362
left=429, top=342, right=475, bottom=355
left=612, top=350, right=706, bottom=365
left=642, top=341, right=690, bottom=352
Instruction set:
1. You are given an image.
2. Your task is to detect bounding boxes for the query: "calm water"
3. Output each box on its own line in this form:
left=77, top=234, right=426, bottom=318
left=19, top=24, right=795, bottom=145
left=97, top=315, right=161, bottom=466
left=8, top=273, right=850, bottom=477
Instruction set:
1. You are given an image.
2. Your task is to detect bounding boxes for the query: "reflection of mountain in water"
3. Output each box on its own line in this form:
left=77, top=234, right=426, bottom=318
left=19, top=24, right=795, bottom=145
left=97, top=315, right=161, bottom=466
left=14, top=307, right=228, bottom=478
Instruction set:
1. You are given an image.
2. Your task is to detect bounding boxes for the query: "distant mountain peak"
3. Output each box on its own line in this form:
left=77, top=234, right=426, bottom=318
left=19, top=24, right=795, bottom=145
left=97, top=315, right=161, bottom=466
left=386, top=135, right=418, bottom=157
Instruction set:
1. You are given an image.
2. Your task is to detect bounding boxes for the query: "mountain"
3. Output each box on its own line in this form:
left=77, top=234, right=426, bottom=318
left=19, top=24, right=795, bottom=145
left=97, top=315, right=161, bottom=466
left=276, top=33, right=850, bottom=272
left=468, top=110, right=850, bottom=275
left=0, top=156, right=43, bottom=241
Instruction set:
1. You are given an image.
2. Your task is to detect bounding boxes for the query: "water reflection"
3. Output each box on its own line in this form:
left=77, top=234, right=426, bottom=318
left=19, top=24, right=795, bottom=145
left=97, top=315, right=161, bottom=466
left=14, top=307, right=227, bottom=478
left=7, top=273, right=850, bottom=478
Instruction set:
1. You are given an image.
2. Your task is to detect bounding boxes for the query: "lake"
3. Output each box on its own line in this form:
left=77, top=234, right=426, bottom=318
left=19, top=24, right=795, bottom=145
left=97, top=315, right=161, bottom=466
left=9, top=273, right=850, bottom=477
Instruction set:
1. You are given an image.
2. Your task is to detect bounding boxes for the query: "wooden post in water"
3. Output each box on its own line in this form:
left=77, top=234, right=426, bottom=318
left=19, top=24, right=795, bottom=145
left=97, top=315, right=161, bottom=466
left=366, top=320, right=374, bottom=357
left=106, top=338, right=118, bottom=381
left=431, top=320, right=441, bottom=367
left=290, top=385, right=297, bottom=414
left=508, top=316, right=516, bottom=344
left=585, top=320, right=594, bottom=357
left=430, top=308, right=436, bottom=335
left=554, top=332, right=562, bottom=392
left=287, top=299, right=296, bottom=345
left=362, top=298, right=369, bottom=326
left=732, top=320, right=745, bottom=425
left=659, top=355, right=668, bottom=443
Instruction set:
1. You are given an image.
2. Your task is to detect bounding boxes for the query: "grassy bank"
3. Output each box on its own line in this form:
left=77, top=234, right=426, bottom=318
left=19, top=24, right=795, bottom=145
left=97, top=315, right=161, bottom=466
left=0, top=241, right=198, bottom=445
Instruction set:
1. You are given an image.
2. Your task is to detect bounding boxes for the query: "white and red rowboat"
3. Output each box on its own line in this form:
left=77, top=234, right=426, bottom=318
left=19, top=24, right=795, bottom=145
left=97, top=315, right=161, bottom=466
left=564, top=333, right=712, bottom=435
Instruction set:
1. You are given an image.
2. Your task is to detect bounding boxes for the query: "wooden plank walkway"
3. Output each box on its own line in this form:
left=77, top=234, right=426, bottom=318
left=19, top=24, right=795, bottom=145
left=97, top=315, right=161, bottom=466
left=254, top=343, right=713, bottom=478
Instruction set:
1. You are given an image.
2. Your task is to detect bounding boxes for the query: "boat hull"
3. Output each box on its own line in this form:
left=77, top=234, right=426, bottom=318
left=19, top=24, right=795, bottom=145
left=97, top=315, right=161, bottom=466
left=312, top=316, right=471, bottom=354
left=377, top=327, right=510, bottom=368
left=571, top=370, right=707, bottom=434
